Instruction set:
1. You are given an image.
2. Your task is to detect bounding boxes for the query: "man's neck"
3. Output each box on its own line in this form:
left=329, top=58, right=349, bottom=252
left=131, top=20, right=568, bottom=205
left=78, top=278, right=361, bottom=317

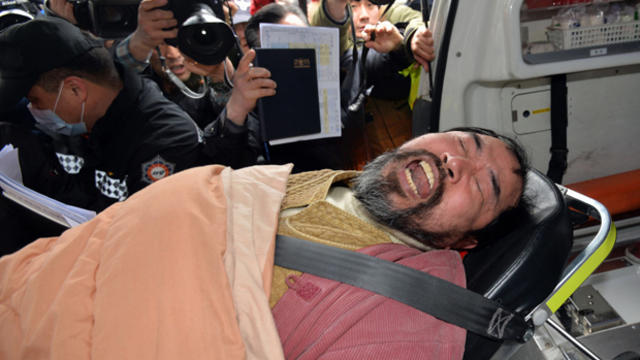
left=84, top=81, right=122, bottom=131
left=326, top=186, right=433, bottom=251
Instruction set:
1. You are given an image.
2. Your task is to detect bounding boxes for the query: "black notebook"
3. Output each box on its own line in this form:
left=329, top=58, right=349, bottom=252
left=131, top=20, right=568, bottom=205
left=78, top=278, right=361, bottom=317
left=254, top=48, right=321, bottom=142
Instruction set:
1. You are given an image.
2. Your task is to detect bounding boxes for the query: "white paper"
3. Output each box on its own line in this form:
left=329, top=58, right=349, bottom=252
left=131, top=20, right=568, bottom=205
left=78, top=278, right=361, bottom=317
left=0, top=144, right=23, bottom=184
left=259, top=23, right=342, bottom=145
left=0, top=145, right=96, bottom=228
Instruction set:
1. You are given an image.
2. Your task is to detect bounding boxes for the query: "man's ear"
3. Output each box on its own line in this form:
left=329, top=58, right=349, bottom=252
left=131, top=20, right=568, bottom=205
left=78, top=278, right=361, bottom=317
left=64, top=76, right=88, bottom=102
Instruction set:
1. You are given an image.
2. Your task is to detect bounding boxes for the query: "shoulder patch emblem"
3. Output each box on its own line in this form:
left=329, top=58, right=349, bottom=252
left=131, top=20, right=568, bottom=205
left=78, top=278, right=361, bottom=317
left=141, top=155, right=175, bottom=184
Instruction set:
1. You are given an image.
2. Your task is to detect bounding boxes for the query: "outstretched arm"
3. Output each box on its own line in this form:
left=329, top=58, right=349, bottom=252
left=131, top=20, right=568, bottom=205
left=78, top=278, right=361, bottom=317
left=127, top=0, right=178, bottom=63
left=323, top=0, right=349, bottom=21
left=310, top=0, right=353, bottom=54
left=361, top=21, right=404, bottom=54
left=410, top=26, right=435, bottom=70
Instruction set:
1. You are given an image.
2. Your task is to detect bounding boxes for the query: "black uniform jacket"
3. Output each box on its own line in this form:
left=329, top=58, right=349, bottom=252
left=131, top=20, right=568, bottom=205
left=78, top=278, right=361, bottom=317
left=2, top=63, right=202, bottom=213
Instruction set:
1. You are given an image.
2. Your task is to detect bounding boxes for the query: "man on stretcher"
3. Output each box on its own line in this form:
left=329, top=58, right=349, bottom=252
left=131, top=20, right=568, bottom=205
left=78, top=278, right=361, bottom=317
left=0, top=127, right=529, bottom=359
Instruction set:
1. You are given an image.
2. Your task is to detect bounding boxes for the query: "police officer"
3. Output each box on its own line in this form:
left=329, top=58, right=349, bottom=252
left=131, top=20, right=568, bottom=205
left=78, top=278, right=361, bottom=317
left=0, top=17, right=203, bottom=212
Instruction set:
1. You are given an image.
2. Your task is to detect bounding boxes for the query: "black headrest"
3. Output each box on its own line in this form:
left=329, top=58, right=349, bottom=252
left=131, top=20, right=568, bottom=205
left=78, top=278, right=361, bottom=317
left=462, top=169, right=574, bottom=360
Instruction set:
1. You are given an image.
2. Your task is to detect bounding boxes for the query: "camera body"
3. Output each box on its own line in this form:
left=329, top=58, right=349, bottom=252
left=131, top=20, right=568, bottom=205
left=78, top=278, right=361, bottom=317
left=60, top=0, right=140, bottom=38
left=64, top=0, right=234, bottom=65
left=163, top=0, right=235, bottom=65
left=0, top=0, right=43, bottom=31
left=166, top=0, right=225, bottom=25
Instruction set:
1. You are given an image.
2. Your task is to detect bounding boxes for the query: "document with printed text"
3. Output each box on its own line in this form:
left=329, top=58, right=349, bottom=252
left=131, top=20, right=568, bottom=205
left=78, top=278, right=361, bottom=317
left=259, top=23, right=341, bottom=145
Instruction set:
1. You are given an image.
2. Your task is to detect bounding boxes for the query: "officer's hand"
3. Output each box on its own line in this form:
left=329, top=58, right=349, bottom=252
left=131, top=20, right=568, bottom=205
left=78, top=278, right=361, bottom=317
left=362, top=21, right=403, bottom=54
left=410, top=26, right=435, bottom=70
left=48, top=0, right=77, bottom=24
left=129, top=0, right=178, bottom=62
left=225, top=49, right=276, bottom=126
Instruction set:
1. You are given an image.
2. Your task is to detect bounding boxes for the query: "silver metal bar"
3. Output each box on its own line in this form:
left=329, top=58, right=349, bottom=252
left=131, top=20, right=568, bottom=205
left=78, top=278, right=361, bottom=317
left=546, top=318, right=602, bottom=360
left=573, top=215, right=640, bottom=251
left=556, top=185, right=613, bottom=284
left=526, top=185, right=616, bottom=325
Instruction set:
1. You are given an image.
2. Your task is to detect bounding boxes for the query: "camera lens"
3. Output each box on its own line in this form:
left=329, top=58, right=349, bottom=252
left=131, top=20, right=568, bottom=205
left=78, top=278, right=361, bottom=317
left=177, top=4, right=234, bottom=65
left=182, top=24, right=225, bottom=55
left=192, top=26, right=216, bottom=47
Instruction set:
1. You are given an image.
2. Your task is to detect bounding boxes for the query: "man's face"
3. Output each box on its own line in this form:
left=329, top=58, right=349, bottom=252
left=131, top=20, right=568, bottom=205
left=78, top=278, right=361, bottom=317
left=151, top=44, right=192, bottom=82
left=27, top=83, right=82, bottom=125
left=354, top=131, right=523, bottom=249
left=350, top=0, right=380, bottom=38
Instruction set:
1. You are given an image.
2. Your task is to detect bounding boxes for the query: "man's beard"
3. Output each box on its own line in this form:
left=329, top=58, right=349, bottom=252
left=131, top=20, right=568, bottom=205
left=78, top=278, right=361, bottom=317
left=353, top=149, right=453, bottom=248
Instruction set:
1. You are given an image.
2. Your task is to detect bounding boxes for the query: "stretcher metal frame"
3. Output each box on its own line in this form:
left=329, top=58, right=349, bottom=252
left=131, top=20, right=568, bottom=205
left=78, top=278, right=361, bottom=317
left=503, top=185, right=617, bottom=360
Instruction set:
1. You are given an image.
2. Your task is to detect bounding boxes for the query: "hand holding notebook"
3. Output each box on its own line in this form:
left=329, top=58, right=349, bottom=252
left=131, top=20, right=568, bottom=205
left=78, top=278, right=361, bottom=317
left=254, top=48, right=322, bottom=142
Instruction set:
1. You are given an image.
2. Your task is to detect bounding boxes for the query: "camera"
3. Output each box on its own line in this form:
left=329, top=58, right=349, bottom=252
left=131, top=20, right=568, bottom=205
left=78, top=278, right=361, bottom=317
left=59, top=0, right=235, bottom=65
left=163, top=0, right=235, bottom=65
left=0, top=0, right=42, bottom=31
left=42, top=0, right=140, bottom=38
left=76, top=0, right=138, bottom=39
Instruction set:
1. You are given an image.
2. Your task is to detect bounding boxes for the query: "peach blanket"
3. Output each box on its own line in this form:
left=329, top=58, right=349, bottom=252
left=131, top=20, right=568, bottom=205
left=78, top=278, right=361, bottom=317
left=0, top=164, right=292, bottom=360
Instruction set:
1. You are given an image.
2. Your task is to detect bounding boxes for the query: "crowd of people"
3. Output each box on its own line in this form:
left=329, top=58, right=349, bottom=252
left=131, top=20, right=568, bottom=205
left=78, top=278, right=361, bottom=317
left=1, top=0, right=439, bottom=234
left=0, top=0, right=535, bottom=359
left=0, top=0, right=437, bottom=205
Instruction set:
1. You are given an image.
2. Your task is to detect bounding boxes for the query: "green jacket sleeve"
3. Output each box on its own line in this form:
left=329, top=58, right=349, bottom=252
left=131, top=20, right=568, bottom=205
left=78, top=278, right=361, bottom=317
left=382, top=2, right=425, bottom=60
left=310, top=0, right=425, bottom=60
left=310, top=0, right=354, bottom=55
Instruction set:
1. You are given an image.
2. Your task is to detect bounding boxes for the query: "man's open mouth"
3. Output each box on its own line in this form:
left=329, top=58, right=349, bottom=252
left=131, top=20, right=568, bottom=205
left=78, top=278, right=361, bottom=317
left=170, top=64, right=185, bottom=75
left=404, top=160, right=435, bottom=198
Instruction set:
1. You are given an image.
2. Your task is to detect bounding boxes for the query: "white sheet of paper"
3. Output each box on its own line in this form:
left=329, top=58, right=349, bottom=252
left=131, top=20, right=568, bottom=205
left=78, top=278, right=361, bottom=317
left=0, top=145, right=96, bottom=228
left=259, top=23, right=341, bottom=145
left=0, top=144, right=23, bottom=184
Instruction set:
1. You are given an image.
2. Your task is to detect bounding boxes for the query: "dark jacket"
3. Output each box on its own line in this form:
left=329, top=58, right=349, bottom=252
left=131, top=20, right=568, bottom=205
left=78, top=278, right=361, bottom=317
left=0, top=64, right=261, bottom=254
left=2, top=63, right=203, bottom=212
left=144, top=70, right=263, bottom=167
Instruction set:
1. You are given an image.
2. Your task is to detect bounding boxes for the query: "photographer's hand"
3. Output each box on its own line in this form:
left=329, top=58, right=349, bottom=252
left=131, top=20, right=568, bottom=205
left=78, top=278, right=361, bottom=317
left=129, top=0, right=178, bottom=62
left=362, top=21, right=403, bottom=54
left=225, top=50, right=276, bottom=126
left=410, top=26, right=435, bottom=70
left=223, top=0, right=238, bottom=24
left=48, top=0, right=77, bottom=24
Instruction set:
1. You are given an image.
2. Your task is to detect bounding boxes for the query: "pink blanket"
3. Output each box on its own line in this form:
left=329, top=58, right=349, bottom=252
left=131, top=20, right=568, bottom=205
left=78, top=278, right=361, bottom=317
left=0, top=165, right=292, bottom=360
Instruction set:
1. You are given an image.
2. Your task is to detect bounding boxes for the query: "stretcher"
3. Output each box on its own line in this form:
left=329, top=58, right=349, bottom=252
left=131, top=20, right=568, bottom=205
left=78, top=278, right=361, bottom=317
left=465, top=169, right=620, bottom=359
left=275, top=168, right=620, bottom=359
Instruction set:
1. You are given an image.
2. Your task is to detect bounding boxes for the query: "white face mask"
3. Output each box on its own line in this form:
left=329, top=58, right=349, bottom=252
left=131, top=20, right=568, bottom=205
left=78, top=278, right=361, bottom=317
left=27, top=81, right=88, bottom=136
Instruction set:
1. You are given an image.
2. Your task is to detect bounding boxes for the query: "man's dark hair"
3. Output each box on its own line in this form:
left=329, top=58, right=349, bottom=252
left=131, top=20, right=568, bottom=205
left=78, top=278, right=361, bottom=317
left=35, top=46, right=121, bottom=92
left=245, top=3, right=308, bottom=49
left=445, top=127, right=534, bottom=247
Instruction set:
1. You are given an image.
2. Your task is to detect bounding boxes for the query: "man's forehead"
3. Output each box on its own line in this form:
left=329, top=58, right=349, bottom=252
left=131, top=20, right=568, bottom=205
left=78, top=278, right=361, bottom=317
left=400, top=131, right=451, bottom=148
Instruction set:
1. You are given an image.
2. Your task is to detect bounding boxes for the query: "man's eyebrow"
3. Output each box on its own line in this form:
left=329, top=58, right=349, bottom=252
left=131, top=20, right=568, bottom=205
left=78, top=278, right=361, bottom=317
left=458, top=137, right=467, bottom=155
left=472, top=132, right=483, bottom=151
left=490, top=170, right=501, bottom=203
